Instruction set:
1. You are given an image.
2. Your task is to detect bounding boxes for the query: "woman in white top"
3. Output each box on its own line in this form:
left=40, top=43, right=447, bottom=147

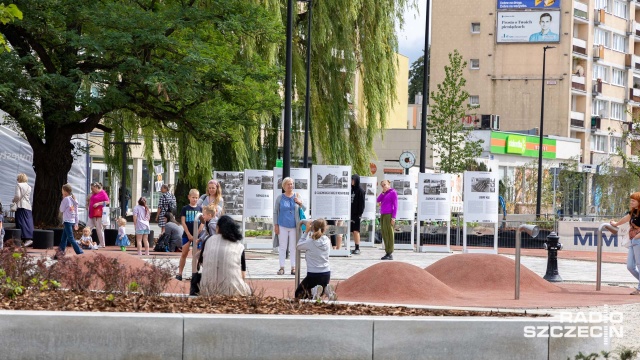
left=199, top=215, right=250, bottom=296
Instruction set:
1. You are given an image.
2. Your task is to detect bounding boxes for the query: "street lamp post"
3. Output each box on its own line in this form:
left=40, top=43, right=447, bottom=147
left=536, top=45, right=555, bottom=218
left=302, top=0, right=312, bottom=168
left=419, top=0, right=431, bottom=173
left=283, top=0, right=294, bottom=179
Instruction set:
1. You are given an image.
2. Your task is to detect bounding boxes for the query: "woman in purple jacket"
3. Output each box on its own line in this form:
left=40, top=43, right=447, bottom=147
left=56, top=184, right=83, bottom=258
left=377, top=180, right=397, bottom=260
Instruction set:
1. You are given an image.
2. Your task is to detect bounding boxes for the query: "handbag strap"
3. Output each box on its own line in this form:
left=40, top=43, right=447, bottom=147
left=16, top=185, right=27, bottom=203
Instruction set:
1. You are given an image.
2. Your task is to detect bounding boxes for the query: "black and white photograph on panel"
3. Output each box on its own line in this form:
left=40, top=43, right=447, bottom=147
left=316, top=173, right=341, bottom=189
left=260, top=175, right=274, bottom=190
left=247, top=176, right=261, bottom=185
left=214, top=171, right=244, bottom=217
left=470, top=177, right=495, bottom=193
left=294, top=179, right=308, bottom=190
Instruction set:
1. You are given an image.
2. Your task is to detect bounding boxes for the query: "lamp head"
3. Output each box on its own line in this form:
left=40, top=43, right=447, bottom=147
left=518, top=224, right=540, bottom=238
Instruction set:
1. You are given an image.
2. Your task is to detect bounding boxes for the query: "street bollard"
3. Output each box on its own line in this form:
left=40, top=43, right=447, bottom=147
left=515, top=224, right=539, bottom=300
left=596, top=223, right=618, bottom=291
left=543, top=231, right=563, bottom=282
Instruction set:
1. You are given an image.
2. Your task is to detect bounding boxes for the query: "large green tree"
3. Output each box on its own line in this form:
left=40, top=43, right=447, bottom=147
left=0, top=3, right=21, bottom=52
left=428, top=50, right=482, bottom=174
left=0, top=0, right=282, bottom=225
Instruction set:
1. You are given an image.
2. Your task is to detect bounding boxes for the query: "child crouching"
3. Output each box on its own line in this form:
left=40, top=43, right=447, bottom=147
left=115, top=217, right=130, bottom=251
left=295, top=218, right=337, bottom=301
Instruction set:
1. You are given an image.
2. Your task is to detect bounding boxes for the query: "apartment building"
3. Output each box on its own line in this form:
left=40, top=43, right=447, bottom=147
left=430, top=0, right=635, bottom=168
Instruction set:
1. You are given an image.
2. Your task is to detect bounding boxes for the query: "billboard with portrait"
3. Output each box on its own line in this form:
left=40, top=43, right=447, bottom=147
left=497, top=0, right=560, bottom=10
left=496, top=10, right=560, bottom=43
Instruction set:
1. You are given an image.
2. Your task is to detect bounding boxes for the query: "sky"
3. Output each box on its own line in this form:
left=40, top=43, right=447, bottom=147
left=396, top=1, right=429, bottom=67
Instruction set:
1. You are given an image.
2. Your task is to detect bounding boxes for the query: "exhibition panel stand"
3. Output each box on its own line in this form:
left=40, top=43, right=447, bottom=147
left=358, top=176, right=377, bottom=248
left=243, top=169, right=274, bottom=250
left=417, top=173, right=452, bottom=253
left=462, top=170, right=499, bottom=254
left=312, top=165, right=352, bottom=257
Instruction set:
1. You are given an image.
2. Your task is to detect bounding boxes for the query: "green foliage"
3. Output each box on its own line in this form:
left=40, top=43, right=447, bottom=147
left=592, top=162, right=640, bottom=216
left=428, top=50, right=483, bottom=174
left=288, top=0, right=412, bottom=175
left=408, top=52, right=428, bottom=104
left=0, top=269, right=23, bottom=298
left=0, top=0, right=282, bottom=225
left=0, top=3, right=21, bottom=52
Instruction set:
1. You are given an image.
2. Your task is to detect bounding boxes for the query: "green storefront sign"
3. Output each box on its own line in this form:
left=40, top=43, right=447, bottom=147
left=490, top=132, right=556, bottom=159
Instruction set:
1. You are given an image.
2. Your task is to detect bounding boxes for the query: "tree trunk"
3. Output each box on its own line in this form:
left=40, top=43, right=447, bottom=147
left=31, top=136, right=74, bottom=227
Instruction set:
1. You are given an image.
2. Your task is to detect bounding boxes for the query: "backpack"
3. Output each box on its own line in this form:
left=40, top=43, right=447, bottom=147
left=154, top=233, right=171, bottom=252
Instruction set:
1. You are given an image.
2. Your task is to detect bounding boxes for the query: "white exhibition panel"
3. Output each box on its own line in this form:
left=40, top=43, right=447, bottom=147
left=214, top=171, right=244, bottom=221
left=312, top=165, right=351, bottom=256
left=359, top=176, right=377, bottom=220
left=417, top=173, right=451, bottom=222
left=463, top=171, right=499, bottom=223
left=417, top=173, right=452, bottom=253
left=358, top=176, right=377, bottom=247
left=463, top=171, right=499, bottom=254
left=273, top=167, right=311, bottom=218
left=383, top=174, right=415, bottom=221
left=243, top=169, right=274, bottom=219
left=311, top=165, right=351, bottom=221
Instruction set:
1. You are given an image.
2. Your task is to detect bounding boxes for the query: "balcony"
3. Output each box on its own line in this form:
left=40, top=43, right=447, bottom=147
left=573, top=2, right=588, bottom=23
left=636, top=22, right=640, bottom=38
left=590, top=116, right=602, bottom=131
left=570, top=111, right=586, bottom=129
left=572, top=37, right=587, bottom=57
left=626, top=54, right=640, bottom=71
left=630, top=88, right=640, bottom=102
left=571, top=75, right=586, bottom=92
left=594, top=8, right=605, bottom=25
left=593, top=44, right=604, bottom=60
left=593, top=78, right=603, bottom=96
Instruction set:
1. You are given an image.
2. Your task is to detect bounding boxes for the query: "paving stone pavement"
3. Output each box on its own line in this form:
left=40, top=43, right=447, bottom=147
left=165, top=242, right=639, bottom=286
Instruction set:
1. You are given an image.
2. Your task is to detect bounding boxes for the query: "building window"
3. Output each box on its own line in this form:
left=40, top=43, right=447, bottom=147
left=595, top=0, right=610, bottom=12
left=610, top=102, right=625, bottom=120
left=612, top=34, right=627, bottom=52
left=591, top=135, right=606, bottom=152
left=592, top=99, right=608, bottom=116
left=613, top=0, right=628, bottom=19
left=471, top=23, right=480, bottom=33
left=594, top=28, right=611, bottom=48
left=470, top=59, right=479, bottom=69
left=593, top=64, right=609, bottom=82
left=469, top=95, right=479, bottom=107
left=612, top=68, right=625, bottom=86
left=610, top=136, right=623, bottom=153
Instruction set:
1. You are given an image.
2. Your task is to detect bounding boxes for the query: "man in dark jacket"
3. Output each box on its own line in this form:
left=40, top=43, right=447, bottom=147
left=350, top=174, right=366, bottom=255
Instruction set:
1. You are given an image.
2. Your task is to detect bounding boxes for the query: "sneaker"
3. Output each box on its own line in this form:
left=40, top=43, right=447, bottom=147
left=175, top=274, right=183, bottom=281
left=381, top=253, right=393, bottom=260
left=23, top=240, right=33, bottom=247
left=631, top=289, right=640, bottom=295
left=311, top=285, right=324, bottom=302
left=351, top=249, right=361, bottom=255
left=325, top=284, right=337, bottom=301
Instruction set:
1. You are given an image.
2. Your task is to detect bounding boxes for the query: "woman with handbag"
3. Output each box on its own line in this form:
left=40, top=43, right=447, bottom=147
left=610, top=192, right=640, bottom=295
left=273, top=177, right=305, bottom=275
left=12, top=173, right=34, bottom=247
left=87, top=182, right=109, bottom=248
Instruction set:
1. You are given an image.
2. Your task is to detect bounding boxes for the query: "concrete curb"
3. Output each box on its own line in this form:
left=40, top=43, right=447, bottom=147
left=0, top=311, right=607, bottom=359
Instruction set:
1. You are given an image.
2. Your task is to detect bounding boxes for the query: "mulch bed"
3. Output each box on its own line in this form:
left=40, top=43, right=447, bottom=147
left=0, top=290, right=544, bottom=317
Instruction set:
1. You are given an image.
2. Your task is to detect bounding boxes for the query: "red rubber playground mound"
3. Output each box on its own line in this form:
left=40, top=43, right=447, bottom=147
left=426, top=254, right=560, bottom=293
left=336, top=262, right=461, bottom=303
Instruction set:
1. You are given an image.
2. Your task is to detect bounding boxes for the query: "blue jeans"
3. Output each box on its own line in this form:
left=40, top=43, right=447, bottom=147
left=60, top=222, right=83, bottom=255
left=626, top=240, right=640, bottom=290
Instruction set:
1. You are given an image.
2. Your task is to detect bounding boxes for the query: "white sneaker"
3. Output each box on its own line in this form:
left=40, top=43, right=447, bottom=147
left=311, top=285, right=323, bottom=302
left=324, top=284, right=337, bottom=301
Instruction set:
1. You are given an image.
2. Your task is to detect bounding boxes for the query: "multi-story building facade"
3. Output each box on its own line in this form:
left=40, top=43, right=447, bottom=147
left=430, top=0, right=635, bottom=168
